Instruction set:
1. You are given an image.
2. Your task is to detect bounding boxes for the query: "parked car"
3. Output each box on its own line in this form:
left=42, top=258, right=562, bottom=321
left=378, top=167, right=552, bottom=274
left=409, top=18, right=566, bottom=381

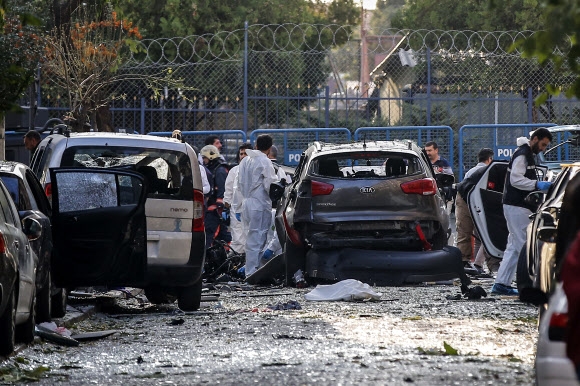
left=31, top=129, right=206, bottom=311
left=535, top=282, right=578, bottom=386
left=537, top=125, right=580, bottom=181
left=0, top=161, right=62, bottom=321
left=261, top=140, right=468, bottom=287
left=0, top=178, right=43, bottom=356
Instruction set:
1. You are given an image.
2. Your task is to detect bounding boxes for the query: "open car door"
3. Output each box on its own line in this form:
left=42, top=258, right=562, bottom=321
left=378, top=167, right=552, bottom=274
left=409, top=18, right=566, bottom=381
left=468, top=160, right=548, bottom=259
left=50, top=168, right=147, bottom=288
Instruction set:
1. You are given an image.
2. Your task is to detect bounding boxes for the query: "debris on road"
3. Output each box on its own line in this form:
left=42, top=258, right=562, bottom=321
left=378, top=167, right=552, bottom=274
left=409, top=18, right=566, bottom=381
left=304, top=279, right=382, bottom=301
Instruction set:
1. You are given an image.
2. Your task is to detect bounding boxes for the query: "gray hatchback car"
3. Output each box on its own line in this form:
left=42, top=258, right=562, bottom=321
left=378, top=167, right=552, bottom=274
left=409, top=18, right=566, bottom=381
left=270, top=140, right=466, bottom=286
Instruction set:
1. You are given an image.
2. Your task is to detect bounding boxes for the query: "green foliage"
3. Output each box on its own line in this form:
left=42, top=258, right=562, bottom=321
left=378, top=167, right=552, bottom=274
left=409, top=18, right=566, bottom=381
left=516, top=0, right=580, bottom=99
left=391, top=0, right=544, bottom=31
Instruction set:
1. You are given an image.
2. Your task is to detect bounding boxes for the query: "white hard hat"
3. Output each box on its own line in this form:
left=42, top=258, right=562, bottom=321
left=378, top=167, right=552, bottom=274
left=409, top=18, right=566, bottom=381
left=200, top=145, right=220, bottom=160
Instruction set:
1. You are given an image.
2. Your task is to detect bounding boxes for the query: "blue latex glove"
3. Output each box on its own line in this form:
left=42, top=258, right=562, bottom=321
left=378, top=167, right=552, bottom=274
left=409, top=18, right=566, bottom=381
left=235, top=213, right=241, bottom=222
left=537, top=181, right=552, bottom=192
left=221, top=211, right=228, bottom=221
left=237, top=266, right=245, bottom=276
left=262, top=249, right=274, bottom=260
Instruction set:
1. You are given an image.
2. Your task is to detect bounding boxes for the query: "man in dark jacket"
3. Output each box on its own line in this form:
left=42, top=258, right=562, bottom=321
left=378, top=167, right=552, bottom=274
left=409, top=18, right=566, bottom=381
left=200, top=144, right=231, bottom=248
left=491, top=128, right=552, bottom=295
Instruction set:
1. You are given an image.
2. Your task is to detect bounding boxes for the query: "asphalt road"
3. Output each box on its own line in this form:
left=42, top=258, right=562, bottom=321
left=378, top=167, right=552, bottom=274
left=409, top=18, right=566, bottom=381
left=1, top=278, right=538, bottom=386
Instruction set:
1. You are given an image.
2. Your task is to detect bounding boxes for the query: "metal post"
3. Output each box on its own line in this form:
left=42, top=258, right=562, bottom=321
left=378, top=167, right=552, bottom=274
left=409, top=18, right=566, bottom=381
left=140, top=98, right=145, bottom=134
left=527, top=87, right=533, bottom=123
left=243, top=21, right=249, bottom=135
left=426, top=48, right=431, bottom=126
left=325, top=86, right=330, bottom=127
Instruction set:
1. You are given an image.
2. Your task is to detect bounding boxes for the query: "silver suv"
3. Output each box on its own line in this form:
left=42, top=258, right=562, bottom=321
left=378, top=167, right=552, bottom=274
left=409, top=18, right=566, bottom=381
left=271, top=140, right=466, bottom=286
left=31, top=130, right=206, bottom=310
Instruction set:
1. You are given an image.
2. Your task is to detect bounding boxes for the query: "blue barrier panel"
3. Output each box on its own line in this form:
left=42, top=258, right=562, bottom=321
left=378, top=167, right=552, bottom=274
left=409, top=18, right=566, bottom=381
left=458, top=123, right=557, bottom=180
left=249, top=128, right=351, bottom=166
left=148, top=130, right=247, bottom=164
left=354, top=126, right=454, bottom=174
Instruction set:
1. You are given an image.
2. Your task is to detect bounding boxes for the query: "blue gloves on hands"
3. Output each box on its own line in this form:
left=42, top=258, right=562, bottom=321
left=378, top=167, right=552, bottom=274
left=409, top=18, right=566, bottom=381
left=537, top=181, right=552, bottom=192
left=237, top=266, right=245, bottom=276
left=221, top=211, right=228, bottom=221
left=262, top=249, right=274, bottom=260
left=235, top=213, right=241, bottom=222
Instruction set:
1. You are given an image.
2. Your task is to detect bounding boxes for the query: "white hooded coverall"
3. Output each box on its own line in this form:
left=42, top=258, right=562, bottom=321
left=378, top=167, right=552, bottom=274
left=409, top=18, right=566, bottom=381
left=233, top=149, right=278, bottom=276
left=224, top=165, right=245, bottom=254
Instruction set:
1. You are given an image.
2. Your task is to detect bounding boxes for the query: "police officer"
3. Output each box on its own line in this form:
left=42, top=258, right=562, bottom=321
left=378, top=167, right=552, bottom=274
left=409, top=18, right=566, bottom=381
left=491, top=128, right=553, bottom=295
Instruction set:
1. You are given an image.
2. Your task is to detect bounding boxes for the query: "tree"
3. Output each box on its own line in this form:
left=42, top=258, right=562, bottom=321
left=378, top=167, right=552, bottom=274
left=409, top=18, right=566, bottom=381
left=517, top=0, right=580, bottom=100
left=42, top=3, right=186, bottom=131
left=370, top=0, right=405, bottom=32
left=0, top=1, right=44, bottom=159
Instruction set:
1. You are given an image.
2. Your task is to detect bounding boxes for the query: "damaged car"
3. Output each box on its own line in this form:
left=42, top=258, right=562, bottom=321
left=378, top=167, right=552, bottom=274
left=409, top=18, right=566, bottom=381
left=251, top=140, right=468, bottom=287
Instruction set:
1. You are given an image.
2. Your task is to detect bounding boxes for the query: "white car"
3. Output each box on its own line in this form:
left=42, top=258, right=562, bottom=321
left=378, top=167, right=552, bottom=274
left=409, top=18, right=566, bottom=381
left=30, top=129, right=206, bottom=311
left=536, top=282, right=579, bottom=386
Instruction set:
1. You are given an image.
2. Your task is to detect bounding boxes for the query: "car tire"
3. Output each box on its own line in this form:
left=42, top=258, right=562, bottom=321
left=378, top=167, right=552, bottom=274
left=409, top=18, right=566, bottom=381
left=36, top=273, right=51, bottom=323
left=177, top=280, right=202, bottom=311
left=51, top=288, right=67, bottom=319
left=0, top=288, right=16, bottom=356
left=516, top=245, right=533, bottom=292
left=16, top=285, right=36, bottom=344
left=145, top=287, right=175, bottom=305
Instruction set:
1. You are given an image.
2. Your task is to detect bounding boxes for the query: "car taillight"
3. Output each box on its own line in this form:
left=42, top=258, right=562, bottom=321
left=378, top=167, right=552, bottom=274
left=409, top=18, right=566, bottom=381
left=400, top=178, right=437, bottom=196
left=45, top=183, right=52, bottom=202
left=311, top=180, right=334, bottom=196
left=548, top=312, right=568, bottom=341
left=192, top=189, right=204, bottom=232
left=0, top=234, right=6, bottom=254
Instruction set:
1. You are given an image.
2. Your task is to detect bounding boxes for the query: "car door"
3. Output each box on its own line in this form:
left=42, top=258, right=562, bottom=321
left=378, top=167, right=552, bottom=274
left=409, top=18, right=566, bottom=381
left=49, top=167, right=147, bottom=288
left=468, top=160, right=548, bottom=259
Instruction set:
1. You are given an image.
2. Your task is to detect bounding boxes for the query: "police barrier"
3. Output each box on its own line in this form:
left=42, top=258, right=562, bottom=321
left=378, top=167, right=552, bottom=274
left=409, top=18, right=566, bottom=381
left=249, top=128, right=352, bottom=166
left=458, top=124, right=557, bottom=180
left=354, top=126, right=454, bottom=173
left=148, top=130, right=247, bottom=164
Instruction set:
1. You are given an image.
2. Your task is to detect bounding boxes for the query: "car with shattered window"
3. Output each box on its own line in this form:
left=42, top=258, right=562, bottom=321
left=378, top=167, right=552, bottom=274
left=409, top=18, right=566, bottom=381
left=0, top=161, right=65, bottom=321
left=249, top=140, right=469, bottom=287
left=30, top=128, right=206, bottom=311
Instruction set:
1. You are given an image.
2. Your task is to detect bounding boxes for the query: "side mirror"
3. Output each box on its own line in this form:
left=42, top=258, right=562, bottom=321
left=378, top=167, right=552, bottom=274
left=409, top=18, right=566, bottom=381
left=537, top=226, right=557, bottom=242
left=22, top=217, right=42, bottom=241
left=434, top=173, right=454, bottom=188
left=524, top=191, right=545, bottom=211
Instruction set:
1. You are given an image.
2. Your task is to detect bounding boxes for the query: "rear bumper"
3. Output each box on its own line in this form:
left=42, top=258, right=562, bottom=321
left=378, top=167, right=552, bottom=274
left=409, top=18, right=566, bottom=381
left=306, top=246, right=465, bottom=286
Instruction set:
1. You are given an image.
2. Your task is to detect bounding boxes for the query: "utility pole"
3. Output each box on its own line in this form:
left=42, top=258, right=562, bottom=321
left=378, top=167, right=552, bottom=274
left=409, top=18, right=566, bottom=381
left=360, top=3, right=370, bottom=98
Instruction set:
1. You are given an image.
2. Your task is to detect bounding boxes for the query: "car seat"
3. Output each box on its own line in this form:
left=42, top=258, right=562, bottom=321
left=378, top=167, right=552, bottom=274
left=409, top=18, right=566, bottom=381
left=318, top=158, right=342, bottom=177
left=137, top=165, right=163, bottom=194
left=385, top=158, right=406, bottom=177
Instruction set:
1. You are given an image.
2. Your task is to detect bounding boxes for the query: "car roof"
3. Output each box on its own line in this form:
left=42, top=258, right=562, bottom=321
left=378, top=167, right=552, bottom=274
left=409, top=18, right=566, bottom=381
left=309, top=140, right=422, bottom=155
left=0, top=161, right=28, bottom=179
left=528, top=125, right=580, bottom=136
left=45, top=132, right=188, bottom=150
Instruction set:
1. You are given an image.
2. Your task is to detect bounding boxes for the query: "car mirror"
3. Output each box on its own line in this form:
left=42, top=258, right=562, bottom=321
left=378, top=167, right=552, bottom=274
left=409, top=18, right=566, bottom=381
left=524, top=191, right=544, bottom=210
left=434, top=173, right=454, bottom=188
left=537, top=226, right=557, bottom=242
left=22, top=217, right=42, bottom=241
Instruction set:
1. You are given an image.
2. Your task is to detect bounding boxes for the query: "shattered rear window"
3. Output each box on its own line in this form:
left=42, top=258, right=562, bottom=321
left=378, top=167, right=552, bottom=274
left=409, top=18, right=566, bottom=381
left=311, top=152, right=425, bottom=179
left=61, top=146, right=193, bottom=200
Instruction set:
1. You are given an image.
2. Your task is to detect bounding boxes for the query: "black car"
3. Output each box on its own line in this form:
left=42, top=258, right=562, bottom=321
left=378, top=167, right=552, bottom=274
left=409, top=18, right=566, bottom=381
left=0, top=161, right=65, bottom=321
left=249, top=140, right=469, bottom=288
left=0, top=178, right=43, bottom=356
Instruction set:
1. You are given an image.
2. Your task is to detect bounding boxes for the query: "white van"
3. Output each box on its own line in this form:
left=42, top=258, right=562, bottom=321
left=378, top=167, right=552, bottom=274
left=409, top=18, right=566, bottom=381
left=31, top=130, right=206, bottom=311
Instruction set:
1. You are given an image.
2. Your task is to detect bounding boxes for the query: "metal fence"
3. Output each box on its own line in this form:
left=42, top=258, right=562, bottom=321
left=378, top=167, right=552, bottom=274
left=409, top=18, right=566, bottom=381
left=28, top=26, right=579, bottom=136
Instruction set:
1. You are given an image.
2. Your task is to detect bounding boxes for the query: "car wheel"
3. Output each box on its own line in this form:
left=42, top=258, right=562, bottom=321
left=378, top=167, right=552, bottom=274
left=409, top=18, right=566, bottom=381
left=36, top=273, right=52, bottom=323
left=516, top=245, right=533, bottom=292
left=0, top=289, right=16, bottom=356
left=16, top=285, right=36, bottom=344
left=51, top=288, right=67, bottom=318
left=145, top=287, right=175, bottom=305
left=177, top=280, right=202, bottom=311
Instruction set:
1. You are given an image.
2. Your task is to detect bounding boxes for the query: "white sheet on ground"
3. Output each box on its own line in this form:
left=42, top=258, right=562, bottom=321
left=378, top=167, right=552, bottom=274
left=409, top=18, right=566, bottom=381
left=304, top=279, right=382, bottom=301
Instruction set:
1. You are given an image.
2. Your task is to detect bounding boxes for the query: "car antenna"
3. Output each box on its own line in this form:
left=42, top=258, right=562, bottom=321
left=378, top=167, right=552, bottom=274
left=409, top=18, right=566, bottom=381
left=363, top=134, right=367, bottom=150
